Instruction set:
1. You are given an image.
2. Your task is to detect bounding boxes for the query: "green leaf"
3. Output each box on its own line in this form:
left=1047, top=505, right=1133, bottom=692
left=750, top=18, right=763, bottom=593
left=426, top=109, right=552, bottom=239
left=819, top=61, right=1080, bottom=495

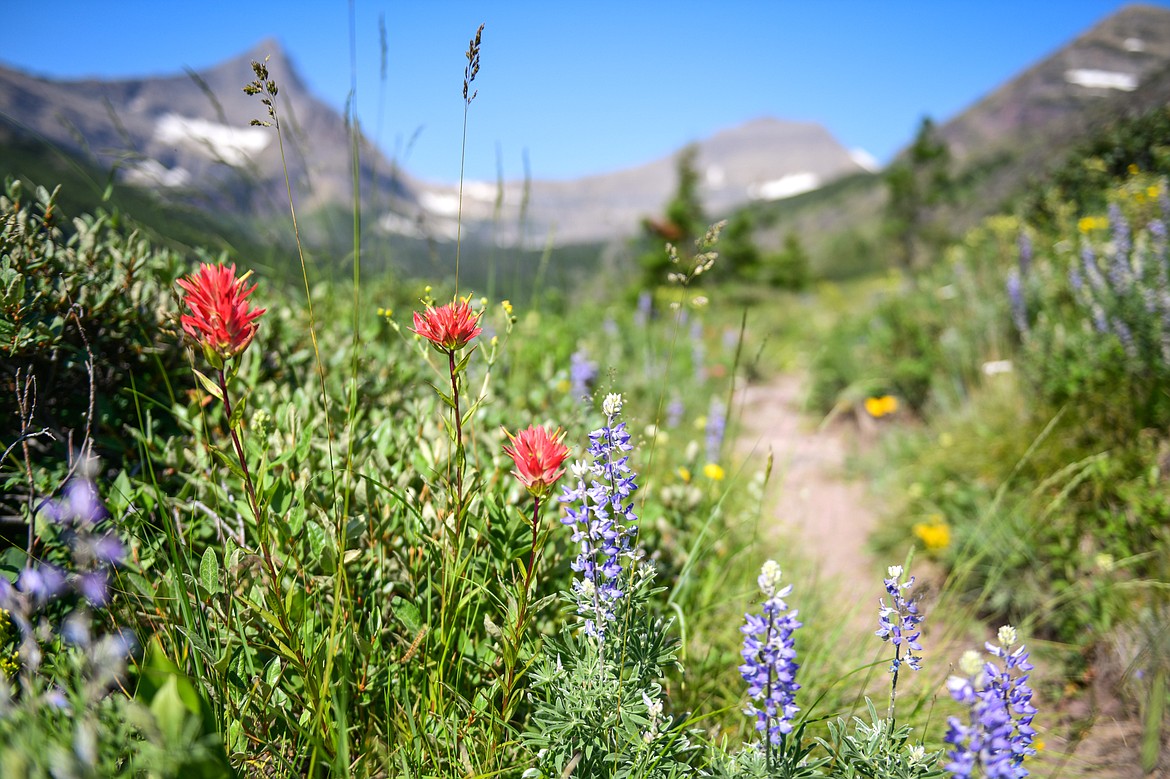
left=392, top=595, right=423, bottom=635
left=228, top=393, right=247, bottom=430
left=207, top=445, right=245, bottom=480
left=193, top=369, right=223, bottom=402
left=200, top=547, right=221, bottom=595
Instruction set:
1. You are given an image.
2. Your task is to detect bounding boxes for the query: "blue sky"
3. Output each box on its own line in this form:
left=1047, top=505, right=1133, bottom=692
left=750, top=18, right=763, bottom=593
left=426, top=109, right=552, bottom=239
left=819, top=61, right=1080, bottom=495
left=2, top=1, right=1166, bottom=183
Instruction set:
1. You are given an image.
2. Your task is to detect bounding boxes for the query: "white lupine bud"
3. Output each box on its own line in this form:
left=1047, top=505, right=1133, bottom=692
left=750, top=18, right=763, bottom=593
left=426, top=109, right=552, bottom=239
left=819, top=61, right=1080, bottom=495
left=602, top=393, right=623, bottom=417
left=758, top=560, right=784, bottom=597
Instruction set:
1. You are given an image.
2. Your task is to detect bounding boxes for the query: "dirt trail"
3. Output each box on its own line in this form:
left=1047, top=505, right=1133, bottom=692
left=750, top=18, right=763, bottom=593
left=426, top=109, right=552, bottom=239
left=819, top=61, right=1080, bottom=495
left=733, top=372, right=1159, bottom=779
left=735, top=373, right=882, bottom=602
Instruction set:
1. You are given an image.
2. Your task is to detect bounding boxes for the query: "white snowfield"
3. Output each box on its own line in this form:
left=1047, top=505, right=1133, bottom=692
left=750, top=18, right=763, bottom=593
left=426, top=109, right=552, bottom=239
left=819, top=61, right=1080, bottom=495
left=748, top=172, right=820, bottom=201
left=154, top=113, right=272, bottom=165
left=1064, top=69, right=1138, bottom=91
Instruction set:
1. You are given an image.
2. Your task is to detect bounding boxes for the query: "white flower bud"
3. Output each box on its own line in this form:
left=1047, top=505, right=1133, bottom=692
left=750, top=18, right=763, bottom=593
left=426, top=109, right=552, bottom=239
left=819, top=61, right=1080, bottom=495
left=998, top=625, right=1018, bottom=648
left=758, top=559, right=783, bottom=597
left=602, top=393, right=623, bottom=417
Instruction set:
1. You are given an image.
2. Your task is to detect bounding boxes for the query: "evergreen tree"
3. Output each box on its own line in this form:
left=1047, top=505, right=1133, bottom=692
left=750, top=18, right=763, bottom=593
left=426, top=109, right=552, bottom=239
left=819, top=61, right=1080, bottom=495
left=884, top=116, right=953, bottom=276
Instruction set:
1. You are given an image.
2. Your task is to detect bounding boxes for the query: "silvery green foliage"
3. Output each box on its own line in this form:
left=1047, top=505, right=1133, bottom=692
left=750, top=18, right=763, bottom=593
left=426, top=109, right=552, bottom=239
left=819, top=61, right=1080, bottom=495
left=707, top=721, right=826, bottom=779
left=821, top=699, right=945, bottom=779
left=523, top=564, right=700, bottom=778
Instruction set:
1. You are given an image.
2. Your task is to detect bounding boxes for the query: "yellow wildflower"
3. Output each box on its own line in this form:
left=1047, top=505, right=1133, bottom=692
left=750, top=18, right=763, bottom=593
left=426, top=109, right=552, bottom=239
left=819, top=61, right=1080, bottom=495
left=1128, top=163, right=1140, bottom=176
left=1148, top=185, right=1160, bottom=199
left=703, top=463, right=725, bottom=481
left=913, top=515, right=951, bottom=551
left=556, top=378, right=571, bottom=393
left=864, top=395, right=898, bottom=418
left=1078, top=216, right=1108, bottom=233
left=501, top=299, right=513, bottom=315
left=677, top=466, right=692, bottom=483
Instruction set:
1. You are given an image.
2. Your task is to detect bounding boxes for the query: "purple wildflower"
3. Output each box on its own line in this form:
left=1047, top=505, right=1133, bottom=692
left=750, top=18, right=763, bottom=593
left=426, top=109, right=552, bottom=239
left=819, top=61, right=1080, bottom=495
left=691, top=320, right=706, bottom=382
left=876, top=565, right=924, bottom=675
left=558, top=393, right=640, bottom=645
left=706, top=397, right=726, bottom=464
left=666, top=395, right=685, bottom=429
left=1109, top=202, right=1132, bottom=264
left=739, top=560, right=802, bottom=745
left=569, top=348, right=598, bottom=402
left=944, top=626, right=1038, bottom=779
left=1017, top=231, right=1033, bottom=277
left=1006, top=269, right=1027, bottom=334
left=635, top=291, right=652, bottom=327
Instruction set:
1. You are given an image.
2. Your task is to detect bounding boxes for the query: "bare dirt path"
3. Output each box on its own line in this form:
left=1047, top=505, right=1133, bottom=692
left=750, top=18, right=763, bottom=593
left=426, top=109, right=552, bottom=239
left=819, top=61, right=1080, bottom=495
left=734, top=372, right=882, bottom=604
left=733, top=372, right=1160, bottom=779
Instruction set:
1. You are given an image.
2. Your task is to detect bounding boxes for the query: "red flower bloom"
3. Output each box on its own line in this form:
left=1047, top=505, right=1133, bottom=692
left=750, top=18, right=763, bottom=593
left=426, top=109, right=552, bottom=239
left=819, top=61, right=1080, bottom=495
left=411, top=299, right=483, bottom=352
left=177, top=263, right=266, bottom=362
left=503, top=425, right=570, bottom=499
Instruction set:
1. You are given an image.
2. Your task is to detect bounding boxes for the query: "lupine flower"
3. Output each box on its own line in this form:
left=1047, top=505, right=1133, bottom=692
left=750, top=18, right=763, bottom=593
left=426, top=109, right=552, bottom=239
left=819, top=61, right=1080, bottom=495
left=411, top=298, right=483, bottom=352
left=739, top=560, right=802, bottom=744
left=944, top=625, right=1037, bottom=779
left=569, top=348, right=598, bottom=401
left=1017, top=231, right=1033, bottom=277
left=503, top=425, right=570, bottom=499
left=666, top=395, right=685, bottom=428
left=691, top=320, right=707, bottom=382
left=558, top=392, right=640, bottom=643
left=1007, top=268, right=1028, bottom=334
left=706, top=397, right=726, bottom=463
left=876, top=565, right=924, bottom=674
left=177, top=263, right=265, bottom=362
left=635, top=291, right=653, bottom=326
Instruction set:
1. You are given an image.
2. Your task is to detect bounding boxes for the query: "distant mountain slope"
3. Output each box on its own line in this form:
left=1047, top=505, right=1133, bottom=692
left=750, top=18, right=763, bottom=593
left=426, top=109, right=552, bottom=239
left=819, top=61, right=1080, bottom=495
left=939, top=3, right=1170, bottom=164
left=423, top=117, right=867, bottom=247
left=750, top=3, right=1170, bottom=278
left=0, top=44, right=865, bottom=249
left=0, top=40, right=407, bottom=222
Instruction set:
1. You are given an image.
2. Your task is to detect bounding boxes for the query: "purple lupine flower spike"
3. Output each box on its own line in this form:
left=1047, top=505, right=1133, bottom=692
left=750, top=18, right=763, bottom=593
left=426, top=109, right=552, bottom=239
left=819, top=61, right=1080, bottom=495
left=739, top=560, right=802, bottom=744
left=944, top=625, right=1037, bottom=779
left=558, top=393, right=640, bottom=645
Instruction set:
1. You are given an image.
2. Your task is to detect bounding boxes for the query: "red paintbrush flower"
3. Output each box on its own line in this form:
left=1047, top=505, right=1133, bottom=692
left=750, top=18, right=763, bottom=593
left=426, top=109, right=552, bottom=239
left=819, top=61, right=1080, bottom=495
left=411, top=299, right=483, bottom=352
left=503, top=425, right=570, bottom=499
left=177, top=263, right=265, bottom=364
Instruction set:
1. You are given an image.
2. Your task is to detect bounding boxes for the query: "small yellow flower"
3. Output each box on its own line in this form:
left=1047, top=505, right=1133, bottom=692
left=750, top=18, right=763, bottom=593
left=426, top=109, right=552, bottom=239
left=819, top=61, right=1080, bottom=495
left=864, top=395, right=898, bottom=418
left=913, top=516, right=951, bottom=551
left=703, top=463, right=725, bottom=481
left=1078, top=216, right=1108, bottom=233
left=1148, top=185, right=1160, bottom=199
left=556, top=378, right=571, bottom=393
left=1127, top=163, right=1140, bottom=176
left=501, top=299, right=513, bottom=315
left=677, top=466, right=692, bottom=483
left=694, top=415, right=708, bottom=431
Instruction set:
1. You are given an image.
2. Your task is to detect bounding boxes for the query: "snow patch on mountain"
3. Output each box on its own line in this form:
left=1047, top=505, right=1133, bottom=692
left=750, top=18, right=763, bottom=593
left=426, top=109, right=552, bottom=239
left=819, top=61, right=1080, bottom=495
left=849, top=148, right=880, bottom=173
left=154, top=113, right=271, bottom=165
left=122, top=159, right=191, bottom=188
left=1064, top=68, right=1138, bottom=91
left=748, top=172, right=820, bottom=201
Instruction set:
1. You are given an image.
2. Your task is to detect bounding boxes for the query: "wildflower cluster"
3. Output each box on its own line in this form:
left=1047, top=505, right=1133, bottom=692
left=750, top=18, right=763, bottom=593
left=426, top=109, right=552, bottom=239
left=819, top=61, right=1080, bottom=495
left=876, top=565, right=925, bottom=675
left=558, top=393, right=640, bottom=643
left=0, top=469, right=132, bottom=682
left=944, top=626, right=1038, bottom=779
left=739, top=560, right=802, bottom=744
